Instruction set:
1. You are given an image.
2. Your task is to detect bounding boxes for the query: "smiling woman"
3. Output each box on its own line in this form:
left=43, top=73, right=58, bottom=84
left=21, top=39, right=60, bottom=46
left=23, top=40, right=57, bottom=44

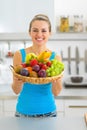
left=11, top=14, right=63, bottom=118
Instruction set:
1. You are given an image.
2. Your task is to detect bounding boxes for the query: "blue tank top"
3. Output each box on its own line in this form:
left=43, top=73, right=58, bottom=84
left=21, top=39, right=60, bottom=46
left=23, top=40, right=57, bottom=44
left=16, top=49, right=56, bottom=115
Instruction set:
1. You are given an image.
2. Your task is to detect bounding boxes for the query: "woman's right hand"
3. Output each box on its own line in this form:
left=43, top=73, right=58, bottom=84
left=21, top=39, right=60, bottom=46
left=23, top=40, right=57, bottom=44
left=12, top=75, right=24, bottom=94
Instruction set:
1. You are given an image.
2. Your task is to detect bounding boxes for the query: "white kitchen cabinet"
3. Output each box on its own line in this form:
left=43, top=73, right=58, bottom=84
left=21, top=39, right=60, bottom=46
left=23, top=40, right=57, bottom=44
left=3, top=99, right=65, bottom=117
left=65, top=99, right=87, bottom=117
left=0, top=100, right=3, bottom=117
left=55, top=99, right=65, bottom=117
left=3, top=99, right=16, bottom=117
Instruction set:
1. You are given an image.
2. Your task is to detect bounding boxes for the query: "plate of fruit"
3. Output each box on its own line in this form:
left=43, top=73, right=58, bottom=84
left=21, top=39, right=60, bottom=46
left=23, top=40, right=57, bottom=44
left=10, top=51, right=64, bottom=84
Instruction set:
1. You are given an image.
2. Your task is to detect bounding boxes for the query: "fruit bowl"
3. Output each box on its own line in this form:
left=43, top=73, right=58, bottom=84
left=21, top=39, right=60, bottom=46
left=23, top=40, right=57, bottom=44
left=10, top=66, right=64, bottom=84
left=10, top=51, right=64, bottom=84
left=70, top=76, right=83, bottom=83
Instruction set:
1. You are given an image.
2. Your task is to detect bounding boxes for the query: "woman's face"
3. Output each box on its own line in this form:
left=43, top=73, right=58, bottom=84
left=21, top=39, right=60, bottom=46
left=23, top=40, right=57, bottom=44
left=29, top=20, right=51, bottom=46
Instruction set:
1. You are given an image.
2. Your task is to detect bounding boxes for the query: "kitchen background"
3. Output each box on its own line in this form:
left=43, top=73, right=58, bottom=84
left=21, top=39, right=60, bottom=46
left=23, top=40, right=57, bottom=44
left=0, top=0, right=87, bottom=83
left=0, top=0, right=87, bottom=117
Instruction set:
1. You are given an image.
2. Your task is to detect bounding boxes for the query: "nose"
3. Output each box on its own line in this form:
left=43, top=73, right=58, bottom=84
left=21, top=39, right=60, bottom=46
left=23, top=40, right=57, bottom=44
left=37, top=31, right=42, bottom=36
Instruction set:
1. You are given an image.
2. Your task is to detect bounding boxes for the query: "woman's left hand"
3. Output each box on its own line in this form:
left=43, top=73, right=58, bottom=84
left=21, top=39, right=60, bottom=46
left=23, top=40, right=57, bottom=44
left=52, top=77, right=62, bottom=96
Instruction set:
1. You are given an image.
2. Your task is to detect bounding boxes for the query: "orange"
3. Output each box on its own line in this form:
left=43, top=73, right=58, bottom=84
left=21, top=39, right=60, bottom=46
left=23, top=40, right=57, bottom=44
left=26, top=66, right=32, bottom=73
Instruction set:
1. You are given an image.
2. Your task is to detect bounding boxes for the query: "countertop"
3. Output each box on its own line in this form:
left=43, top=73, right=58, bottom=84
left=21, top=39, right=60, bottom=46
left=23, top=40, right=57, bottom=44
left=57, top=76, right=87, bottom=100
left=58, top=84, right=87, bottom=100
left=0, top=116, right=86, bottom=130
left=0, top=83, right=87, bottom=100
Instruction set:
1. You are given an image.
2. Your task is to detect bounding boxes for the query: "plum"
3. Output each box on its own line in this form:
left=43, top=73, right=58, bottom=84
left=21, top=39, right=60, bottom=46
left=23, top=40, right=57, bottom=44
left=32, top=64, right=40, bottom=72
left=20, top=68, right=29, bottom=76
left=38, top=69, right=46, bottom=77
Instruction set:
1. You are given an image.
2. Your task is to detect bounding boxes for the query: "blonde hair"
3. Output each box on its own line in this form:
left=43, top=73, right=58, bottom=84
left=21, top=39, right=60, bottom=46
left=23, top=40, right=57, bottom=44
left=29, top=14, right=51, bottom=32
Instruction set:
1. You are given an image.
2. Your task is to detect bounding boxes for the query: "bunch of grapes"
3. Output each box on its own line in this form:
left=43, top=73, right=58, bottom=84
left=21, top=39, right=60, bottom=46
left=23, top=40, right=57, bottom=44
left=46, top=59, right=64, bottom=77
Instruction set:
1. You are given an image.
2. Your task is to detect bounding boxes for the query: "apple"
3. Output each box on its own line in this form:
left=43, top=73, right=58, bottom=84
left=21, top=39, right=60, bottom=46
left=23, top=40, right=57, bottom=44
left=41, top=64, right=48, bottom=70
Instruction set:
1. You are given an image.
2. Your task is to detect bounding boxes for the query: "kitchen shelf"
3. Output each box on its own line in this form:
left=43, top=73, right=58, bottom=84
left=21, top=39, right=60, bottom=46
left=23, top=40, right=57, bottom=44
left=50, top=33, right=87, bottom=41
left=0, top=33, right=87, bottom=42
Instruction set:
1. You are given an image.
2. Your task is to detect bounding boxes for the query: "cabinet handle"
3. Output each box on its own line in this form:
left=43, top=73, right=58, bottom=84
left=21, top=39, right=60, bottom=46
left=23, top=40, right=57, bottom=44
left=69, top=106, right=87, bottom=108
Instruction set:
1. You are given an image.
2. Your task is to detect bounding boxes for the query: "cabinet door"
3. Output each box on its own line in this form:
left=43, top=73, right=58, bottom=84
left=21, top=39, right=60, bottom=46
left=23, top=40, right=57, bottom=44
left=65, top=100, right=87, bottom=117
left=55, top=99, right=65, bottom=117
left=0, top=101, right=3, bottom=116
left=4, top=99, right=16, bottom=117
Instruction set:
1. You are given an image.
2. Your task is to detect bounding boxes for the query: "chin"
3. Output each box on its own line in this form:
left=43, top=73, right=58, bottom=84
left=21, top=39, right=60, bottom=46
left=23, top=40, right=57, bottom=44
left=36, top=42, right=44, bottom=46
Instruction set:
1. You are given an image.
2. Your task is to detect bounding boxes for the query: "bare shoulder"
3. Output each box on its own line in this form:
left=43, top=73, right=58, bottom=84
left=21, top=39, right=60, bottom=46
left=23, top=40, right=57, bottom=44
left=13, top=47, right=32, bottom=66
left=55, top=55, right=62, bottom=61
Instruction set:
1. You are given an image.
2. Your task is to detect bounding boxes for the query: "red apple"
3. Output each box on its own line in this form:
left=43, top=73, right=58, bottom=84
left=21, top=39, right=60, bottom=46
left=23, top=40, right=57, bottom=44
left=41, top=64, right=48, bottom=70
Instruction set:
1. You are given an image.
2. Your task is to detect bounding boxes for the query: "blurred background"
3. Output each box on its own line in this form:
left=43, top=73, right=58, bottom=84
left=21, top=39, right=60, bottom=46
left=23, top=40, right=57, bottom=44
left=0, top=0, right=87, bottom=118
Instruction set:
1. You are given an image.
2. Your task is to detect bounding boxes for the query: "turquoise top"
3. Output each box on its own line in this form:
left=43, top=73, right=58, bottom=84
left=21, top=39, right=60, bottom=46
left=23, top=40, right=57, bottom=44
left=16, top=49, right=56, bottom=115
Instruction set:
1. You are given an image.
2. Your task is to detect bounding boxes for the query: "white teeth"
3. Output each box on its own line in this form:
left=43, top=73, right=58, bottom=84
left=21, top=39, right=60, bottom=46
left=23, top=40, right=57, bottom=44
left=37, top=38, right=43, bottom=41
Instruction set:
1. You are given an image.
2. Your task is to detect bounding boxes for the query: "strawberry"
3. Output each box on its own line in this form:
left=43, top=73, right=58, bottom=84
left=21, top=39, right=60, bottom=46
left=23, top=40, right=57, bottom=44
left=46, top=61, right=52, bottom=67
left=21, top=63, right=28, bottom=68
left=30, top=59, right=38, bottom=67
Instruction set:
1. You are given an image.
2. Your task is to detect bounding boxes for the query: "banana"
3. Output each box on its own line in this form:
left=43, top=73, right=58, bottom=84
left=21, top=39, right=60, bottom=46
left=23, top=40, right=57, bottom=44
left=37, top=51, right=52, bottom=61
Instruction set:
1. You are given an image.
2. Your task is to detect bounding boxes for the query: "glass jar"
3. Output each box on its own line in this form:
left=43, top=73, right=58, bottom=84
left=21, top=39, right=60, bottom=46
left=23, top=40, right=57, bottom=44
left=74, top=15, right=83, bottom=32
left=59, top=16, right=69, bottom=32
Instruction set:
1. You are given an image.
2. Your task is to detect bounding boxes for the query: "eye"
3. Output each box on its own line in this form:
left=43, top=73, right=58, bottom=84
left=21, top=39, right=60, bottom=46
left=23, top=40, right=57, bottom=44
left=42, top=30, right=47, bottom=32
left=32, top=29, right=38, bottom=32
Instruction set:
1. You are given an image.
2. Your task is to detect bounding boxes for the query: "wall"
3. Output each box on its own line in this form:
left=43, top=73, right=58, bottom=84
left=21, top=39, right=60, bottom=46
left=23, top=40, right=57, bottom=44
left=0, top=0, right=54, bottom=32
left=55, top=0, right=87, bottom=15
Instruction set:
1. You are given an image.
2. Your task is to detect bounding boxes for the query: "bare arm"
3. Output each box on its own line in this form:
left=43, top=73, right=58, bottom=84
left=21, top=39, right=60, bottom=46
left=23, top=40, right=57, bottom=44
left=52, top=55, right=63, bottom=96
left=12, top=51, right=24, bottom=94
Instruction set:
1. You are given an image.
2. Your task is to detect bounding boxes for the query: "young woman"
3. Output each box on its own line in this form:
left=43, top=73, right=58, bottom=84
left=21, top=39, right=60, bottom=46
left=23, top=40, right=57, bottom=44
left=12, top=14, right=63, bottom=117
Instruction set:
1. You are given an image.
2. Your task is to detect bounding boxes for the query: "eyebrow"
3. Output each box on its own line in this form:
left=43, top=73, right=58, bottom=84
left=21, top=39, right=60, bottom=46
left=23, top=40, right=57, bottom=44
left=32, top=27, right=48, bottom=30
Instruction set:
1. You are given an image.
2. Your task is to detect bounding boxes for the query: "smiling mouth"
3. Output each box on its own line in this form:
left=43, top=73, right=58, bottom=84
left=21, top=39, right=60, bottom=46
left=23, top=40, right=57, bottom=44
left=36, top=38, right=44, bottom=42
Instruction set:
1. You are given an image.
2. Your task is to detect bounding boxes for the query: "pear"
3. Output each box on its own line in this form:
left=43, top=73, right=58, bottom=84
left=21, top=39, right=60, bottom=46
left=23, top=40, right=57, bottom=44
left=14, top=65, right=23, bottom=74
left=25, top=53, right=37, bottom=64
